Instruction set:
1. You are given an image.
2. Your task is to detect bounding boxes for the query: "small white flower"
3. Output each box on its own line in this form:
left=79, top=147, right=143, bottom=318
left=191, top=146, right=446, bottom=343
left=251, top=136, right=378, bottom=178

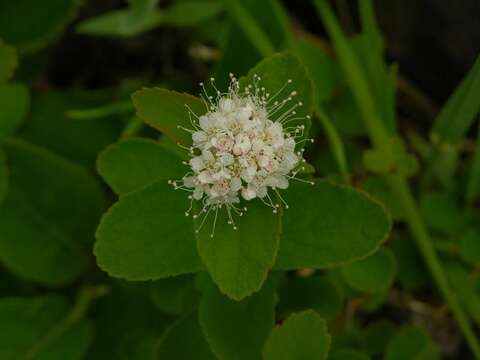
left=170, top=74, right=314, bottom=237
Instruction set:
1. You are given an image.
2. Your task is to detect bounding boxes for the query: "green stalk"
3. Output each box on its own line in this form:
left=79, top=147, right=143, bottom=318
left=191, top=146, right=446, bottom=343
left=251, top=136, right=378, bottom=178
left=121, top=115, right=144, bottom=138
left=315, top=0, right=480, bottom=357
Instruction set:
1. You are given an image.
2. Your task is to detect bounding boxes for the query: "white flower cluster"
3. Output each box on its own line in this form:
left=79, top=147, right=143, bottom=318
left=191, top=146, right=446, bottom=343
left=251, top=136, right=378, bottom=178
left=170, top=74, right=313, bottom=235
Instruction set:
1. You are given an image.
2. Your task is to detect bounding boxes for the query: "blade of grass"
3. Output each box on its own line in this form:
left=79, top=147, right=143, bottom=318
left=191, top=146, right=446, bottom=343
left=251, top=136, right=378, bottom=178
left=358, top=0, right=396, bottom=133
left=431, top=55, right=480, bottom=145
left=314, top=1, right=480, bottom=357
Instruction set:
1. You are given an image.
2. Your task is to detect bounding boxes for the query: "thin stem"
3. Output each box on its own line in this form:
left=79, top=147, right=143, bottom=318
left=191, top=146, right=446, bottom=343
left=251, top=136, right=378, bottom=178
left=121, top=115, right=144, bottom=138
left=387, top=176, right=480, bottom=358
left=316, top=105, right=350, bottom=183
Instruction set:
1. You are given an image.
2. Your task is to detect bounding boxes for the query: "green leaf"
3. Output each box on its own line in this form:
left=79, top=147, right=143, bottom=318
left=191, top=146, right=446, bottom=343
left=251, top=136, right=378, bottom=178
left=0, top=296, right=92, bottom=359
left=362, top=320, right=396, bottom=356
left=156, top=311, right=216, bottom=360
left=127, top=0, right=159, bottom=15
left=240, top=52, right=314, bottom=135
left=0, top=0, right=81, bottom=53
left=161, top=1, right=224, bottom=27
left=0, top=139, right=105, bottom=285
left=328, top=350, right=370, bottom=360
left=0, top=39, right=17, bottom=83
left=87, top=281, right=170, bottom=360
left=97, top=138, right=186, bottom=195
left=196, top=198, right=280, bottom=300
left=275, top=181, right=391, bottom=269
left=341, top=247, right=396, bottom=293
left=150, top=275, right=199, bottom=315
left=95, top=180, right=203, bottom=280
left=385, top=326, right=439, bottom=360
left=132, top=88, right=206, bottom=146
left=199, top=277, right=276, bottom=360
left=76, top=9, right=162, bottom=38
left=431, top=55, right=480, bottom=145
left=0, top=149, right=6, bottom=205
left=77, top=1, right=221, bottom=37
left=278, top=275, right=343, bottom=322
left=460, top=228, right=480, bottom=265
left=445, top=262, right=480, bottom=324
left=263, top=310, right=331, bottom=360
left=0, top=82, right=30, bottom=141
left=20, top=91, right=123, bottom=168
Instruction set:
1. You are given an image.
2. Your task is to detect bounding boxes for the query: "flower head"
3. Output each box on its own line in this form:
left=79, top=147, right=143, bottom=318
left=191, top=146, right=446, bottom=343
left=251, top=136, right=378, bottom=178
left=169, top=74, right=313, bottom=236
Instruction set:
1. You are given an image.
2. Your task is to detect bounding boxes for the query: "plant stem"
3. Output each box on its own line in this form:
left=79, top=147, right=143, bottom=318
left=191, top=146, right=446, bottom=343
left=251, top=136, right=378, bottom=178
left=315, top=0, right=480, bottom=357
left=387, top=175, right=480, bottom=357
left=121, top=115, right=144, bottom=138
left=23, top=285, right=109, bottom=359
left=316, top=105, right=350, bottom=183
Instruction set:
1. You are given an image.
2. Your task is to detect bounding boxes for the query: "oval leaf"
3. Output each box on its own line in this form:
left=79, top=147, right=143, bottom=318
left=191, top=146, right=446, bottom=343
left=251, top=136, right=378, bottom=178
left=275, top=181, right=391, bottom=269
left=132, top=88, right=206, bottom=146
left=97, top=138, right=186, bottom=195
left=263, top=310, right=331, bottom=360
left=0, top=139, right=104, bottom=285
left=95, top=180, right=203, bottom=280
left=0, top=0, right=80, bottom=52
left=199, top=277, right=276, bottom=360
left=341, top=247, right=396, bottom=293
left=385, top=326, right=439, bottom=360
left=195, top=199, right=280, bottom=300
left=240, top=52, right=314, bottom=135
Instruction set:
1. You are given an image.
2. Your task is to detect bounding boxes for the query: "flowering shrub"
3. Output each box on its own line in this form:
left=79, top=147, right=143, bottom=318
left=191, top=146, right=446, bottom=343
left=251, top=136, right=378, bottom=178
left=0, top=0, right=479, bottom=359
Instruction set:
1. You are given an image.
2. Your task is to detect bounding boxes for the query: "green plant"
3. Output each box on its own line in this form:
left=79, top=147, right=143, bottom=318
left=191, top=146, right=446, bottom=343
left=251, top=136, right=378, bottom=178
left=0, top=0, right=479, bottom=359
